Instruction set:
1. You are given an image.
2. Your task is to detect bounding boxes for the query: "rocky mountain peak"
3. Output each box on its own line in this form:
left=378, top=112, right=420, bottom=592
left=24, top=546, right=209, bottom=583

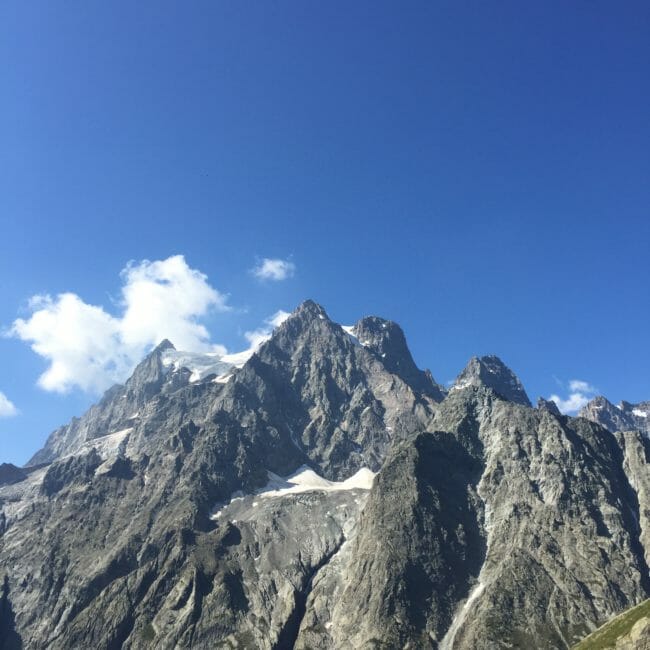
left=452, top=354, right=531, bottom=406
left=124, top=338, right=178, bottom=401
left=581, top=395, right=615, bottom=413
left=580, top=395, right=650, bottom=436
left=3, top=299, right=650, bottom=650
left=537, top=397, right=561, bottom=416
left=293, top=299, right=329, bottom=321
left=269, top=300, right=333, bottom=345
left=351, top=316, right=445, bottom=401
left=153, top=338, right=175, bottom=353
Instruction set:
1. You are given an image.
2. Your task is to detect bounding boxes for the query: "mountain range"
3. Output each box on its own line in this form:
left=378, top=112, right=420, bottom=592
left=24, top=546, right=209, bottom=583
left=1, top=300, right=648, bottom=649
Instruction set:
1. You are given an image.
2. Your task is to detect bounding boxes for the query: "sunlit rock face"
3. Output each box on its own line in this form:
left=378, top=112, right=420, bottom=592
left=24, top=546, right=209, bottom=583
left=1, top=300, right=648, bottom=649
left=580, top=395, right=650, bottom=438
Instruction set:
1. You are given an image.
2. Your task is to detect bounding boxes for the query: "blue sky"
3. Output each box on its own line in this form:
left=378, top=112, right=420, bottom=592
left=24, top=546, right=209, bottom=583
left=1, top=2, right=649, bottom=465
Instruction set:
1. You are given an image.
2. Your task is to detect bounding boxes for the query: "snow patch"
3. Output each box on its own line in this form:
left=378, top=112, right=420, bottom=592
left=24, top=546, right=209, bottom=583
left=162, top=349, right=234, bottom=382
left=633, top=408, right=648, bottom=418
left=210, top=490, right=245, bottom=520
left=162, top=338, right=270, bottom=382
left=64, top=427, right=133, bottom=461
left=341, top=325, right=371, bottom=348
left=341, top=325, right=361, bottom=346
left=209, top=466, right=375, bottom=519
left=92, top=427, right=132, bottom=455
left=259, top=466, right=376, bottom=498
left=220, top=349, right=257, bottom=368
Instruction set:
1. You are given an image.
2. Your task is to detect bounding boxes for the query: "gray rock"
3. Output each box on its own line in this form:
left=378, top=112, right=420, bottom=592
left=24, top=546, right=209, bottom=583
left=580, top=396, right=650, bottom=437
left=0, top=464, right=26, bottom=488
left=27, top=339, right=186, bottom=466
left=299, top=387, right=649, bottom=648
left=0, top=300, right=647, bottom=649
left=537, top=397, right=562, bottom=417
left=351, top=316, right=446, bottom=401
left=452, top=355, right=531, bottom=406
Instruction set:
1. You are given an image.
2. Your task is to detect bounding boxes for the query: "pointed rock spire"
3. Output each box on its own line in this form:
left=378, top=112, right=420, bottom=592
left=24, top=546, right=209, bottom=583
left=537, top=397, right=561, bottom=416
left=125, top=339, right=176, bottom=401
left=352, top=316, right=445, bottom=401
left=293, top=299, right=329, bottom=320
left=154, top=338, right=175, bottom=353
left=453, top=355, right=531, bottom=406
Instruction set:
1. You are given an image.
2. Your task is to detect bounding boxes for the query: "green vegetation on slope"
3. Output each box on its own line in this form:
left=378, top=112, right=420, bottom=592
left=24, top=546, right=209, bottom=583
left=572, top=599, right=650, bottom=649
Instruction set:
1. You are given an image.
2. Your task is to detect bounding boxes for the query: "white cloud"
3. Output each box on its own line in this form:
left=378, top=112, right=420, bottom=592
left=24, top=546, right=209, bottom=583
left=243, top=310, right=291, bottom=349
left=9, top=255, right=229, bottom=393
left=252, top=258, right=295, bottom=281
left=119, top=256, right=229, bottom=351
left=568, top=380, right=596, bottom=394
left=549, top=378, right=598, bottom=415
left=218, top=310, right=292, bottom=367
left=0, top=392, right=18, bottom=417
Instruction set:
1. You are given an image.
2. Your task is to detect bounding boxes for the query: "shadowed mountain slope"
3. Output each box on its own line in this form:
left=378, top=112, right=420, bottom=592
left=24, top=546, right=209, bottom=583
left=0, top=300, right=647, bottom=649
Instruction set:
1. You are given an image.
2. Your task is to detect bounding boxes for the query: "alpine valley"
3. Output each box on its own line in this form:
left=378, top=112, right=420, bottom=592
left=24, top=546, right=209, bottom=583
left=1, top=301, right=648, bottom=649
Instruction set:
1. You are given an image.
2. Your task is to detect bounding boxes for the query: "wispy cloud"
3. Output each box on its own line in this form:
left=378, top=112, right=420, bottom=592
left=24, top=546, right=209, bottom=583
left=0, top=391, right=18, bottom=418
left=8, top=255, right=229, bottom=393
left=252, top=258, right=295, bottom=281
left=549, top=379, right=598, bottom=414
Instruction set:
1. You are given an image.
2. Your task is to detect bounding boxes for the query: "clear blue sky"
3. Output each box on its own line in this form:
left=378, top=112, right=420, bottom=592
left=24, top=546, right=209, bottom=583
left=1, top=1, right=649, bottom=465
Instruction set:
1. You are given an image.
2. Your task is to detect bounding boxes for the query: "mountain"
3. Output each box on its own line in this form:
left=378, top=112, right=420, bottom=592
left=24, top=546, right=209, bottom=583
left=451, top=354, right=531, bottom=406
left=1, top=300, right=648, bottom=649
left=580, top=396, right=650, bottom=438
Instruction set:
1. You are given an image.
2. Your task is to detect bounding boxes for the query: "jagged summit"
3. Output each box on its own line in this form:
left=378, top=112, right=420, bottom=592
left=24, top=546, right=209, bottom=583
left=580, top=395, right=650, bottom=436
left=154, top=338, right=175, bottom=352
left=293, top=298, right=329, bottom=320
left=3, top=298, right=650, bottom=649
left=351, top=316, right=445, bottom=401
left=452, top=354, right=531, bottom=406
left=537, top=396, right=561, bottom=416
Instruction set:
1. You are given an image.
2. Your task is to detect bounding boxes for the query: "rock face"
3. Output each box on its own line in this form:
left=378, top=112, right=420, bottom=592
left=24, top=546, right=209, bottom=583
left=0, top=300, right=648, bottom=649
left=537, top=397, right=562, bottom=416
left=452, top=354, right=531, bottom=406
left=298, top=387, right=649, bottom=649
left=580, top=396, right=650, bottom=438
left=27, top=339, right=180, bottom=466
left=350, top=316, right=446, bottom=401
left=0, top=464, right=26, bottom=488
